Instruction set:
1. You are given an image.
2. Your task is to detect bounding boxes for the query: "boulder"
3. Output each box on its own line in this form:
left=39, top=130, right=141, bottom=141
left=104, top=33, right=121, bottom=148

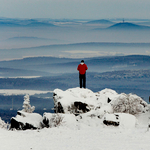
left=53, top=87, right=149, bottom=116
left=103, top=113, right=120, bottom=126
left=43, top=113, right=63, bottom=128
left=10, top=111, right=43, bottom=130
left=111, top=93, right=149, bottom=115
left=53, top=88, right=116, bottom=114
left=42, top=113, right=77, bottom=129
left=103, top=113, right=137, bottom=128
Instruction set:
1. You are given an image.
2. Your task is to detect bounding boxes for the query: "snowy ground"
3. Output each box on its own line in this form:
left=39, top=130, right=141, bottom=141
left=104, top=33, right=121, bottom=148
left=1, top=112, right=150, bottom=150
left=0, top=125, right=150, bottom=150
left=1, top=88, right=150, bottom=150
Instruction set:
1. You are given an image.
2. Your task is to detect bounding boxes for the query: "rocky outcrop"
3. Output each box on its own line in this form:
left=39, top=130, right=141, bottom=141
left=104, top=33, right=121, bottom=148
left=50, top=87, right=149, bottom=128
left=10, top=88, right=149, bottom=130
left=53, top=88, right=103, bottom=114
left=53, top=88, right=149, bottom=116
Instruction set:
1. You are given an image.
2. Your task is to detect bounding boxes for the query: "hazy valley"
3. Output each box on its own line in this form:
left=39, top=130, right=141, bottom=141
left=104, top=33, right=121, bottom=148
left=0, top=18, right=150, bottom=122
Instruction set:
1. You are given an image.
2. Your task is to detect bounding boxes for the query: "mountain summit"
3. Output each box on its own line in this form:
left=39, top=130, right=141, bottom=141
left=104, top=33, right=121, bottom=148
left=108, top=22, right=150, bottom=30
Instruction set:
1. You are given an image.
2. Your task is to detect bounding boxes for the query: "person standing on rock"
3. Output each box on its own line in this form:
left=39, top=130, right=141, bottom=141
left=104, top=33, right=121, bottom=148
left=77, top=60, right=88, bottom=88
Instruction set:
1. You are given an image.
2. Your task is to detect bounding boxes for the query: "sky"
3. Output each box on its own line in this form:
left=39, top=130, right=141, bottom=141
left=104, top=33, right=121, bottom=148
left=0, top=0, right=150, bottom=19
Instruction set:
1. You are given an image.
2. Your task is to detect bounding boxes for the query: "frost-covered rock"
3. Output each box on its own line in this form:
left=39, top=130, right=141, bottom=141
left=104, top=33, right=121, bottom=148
left=10, top=94, right=40, bottom=130
left=111, top=93, right=149, bottom=115
left=10, top=111, right=43, bottom=130
left=0, top=117, right=8, bottom=129
left=53, top=87, right=148, bottom=116
left=42, top=112, right=137, bottom=129
left=103, top=113, right=137, bottom=128
left=43, top=113, right=77, bottom=129
left=43, top=113, right=64, bottom=128
left=103, top=113, right=120, bottom=126
left=10, top=88, right=148, bottom=130
left=52, top=87, right=148, bottom=128
left=53, top=88, right=116, bottom=114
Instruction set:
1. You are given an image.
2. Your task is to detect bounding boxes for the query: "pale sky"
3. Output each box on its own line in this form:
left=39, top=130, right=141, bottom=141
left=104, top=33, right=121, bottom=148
left=0, top=0, right=150, bottom=19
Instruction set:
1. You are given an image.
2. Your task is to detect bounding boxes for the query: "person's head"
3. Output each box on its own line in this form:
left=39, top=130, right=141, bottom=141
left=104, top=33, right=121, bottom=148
left=80, top=60, right=84, bottom=65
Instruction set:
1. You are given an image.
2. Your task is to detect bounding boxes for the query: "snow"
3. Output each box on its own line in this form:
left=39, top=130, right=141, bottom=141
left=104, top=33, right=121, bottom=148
left=1, top=87, right=150, bottom=149
left=103, top=113, right=137, bottom=128
left=54, top=87, right=148, bottom=115
left=1, top=125, right=150, bottom=150
left=12, top=111, right=43, bottom=128
left=0, top=117, right=8, bottom=128
left=22, top=94, right=35, bottom=113
left=0, top=89, right=52, bottom=96
left=53, top=88, right=119, bottom=113
left=118, top=113, right=137, bottom=128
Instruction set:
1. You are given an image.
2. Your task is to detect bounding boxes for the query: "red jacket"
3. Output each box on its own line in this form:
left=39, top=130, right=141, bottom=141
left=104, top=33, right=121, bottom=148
left=77, top=63, right=88, bottom=75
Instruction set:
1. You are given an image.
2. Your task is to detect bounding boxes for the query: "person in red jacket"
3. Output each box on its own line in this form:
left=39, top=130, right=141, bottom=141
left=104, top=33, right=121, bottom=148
left=77, top=60, right=88, bottom=88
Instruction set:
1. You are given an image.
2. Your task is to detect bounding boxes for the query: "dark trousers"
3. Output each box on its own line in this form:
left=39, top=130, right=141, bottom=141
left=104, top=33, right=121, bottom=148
left=79, top=73, right=86, bottom=88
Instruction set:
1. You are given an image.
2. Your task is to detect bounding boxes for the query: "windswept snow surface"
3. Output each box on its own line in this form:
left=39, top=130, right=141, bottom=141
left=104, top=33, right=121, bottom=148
left=0, top=125, right=150, bottom=150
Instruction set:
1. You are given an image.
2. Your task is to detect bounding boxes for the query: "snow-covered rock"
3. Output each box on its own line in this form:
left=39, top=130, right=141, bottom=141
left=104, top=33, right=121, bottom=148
left=10, top=94, right=41, bottom=130
left=111, top=93, right=149, bottom=115
left=43, top=113, right=78, bottom=129
left=53, top=88, right=148, bottom=116
left=51, top=87, right=148, bottom=128
left=118, top=113, right=137, bottom=128
left=43, top=113, right=64, bottom=128
left=0, top=117, right=7, bottom=129
left=103, top=113, right=137, bottom=128
left=10, top=88, right=149, bottom=130
left=10, top=111, right=43, bottom=130
left=53, top=88, right=116, bottom=114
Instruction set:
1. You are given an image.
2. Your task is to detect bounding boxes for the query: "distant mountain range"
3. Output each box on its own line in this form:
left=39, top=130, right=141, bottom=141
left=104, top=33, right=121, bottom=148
left=94, top=22, right=150, bottom=30
left=1, top=18, right=150, bottom=30
left=0, top=55, right=150, bottom=103
left=1, top=55, right=150, bottom=77
left=107, top=22, right=150, bottom=30
left=86, top=19, right=113, bottom=24
left=1, top=67, right=150, bottom=102
left=0, top=18, right=55, bottom=27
